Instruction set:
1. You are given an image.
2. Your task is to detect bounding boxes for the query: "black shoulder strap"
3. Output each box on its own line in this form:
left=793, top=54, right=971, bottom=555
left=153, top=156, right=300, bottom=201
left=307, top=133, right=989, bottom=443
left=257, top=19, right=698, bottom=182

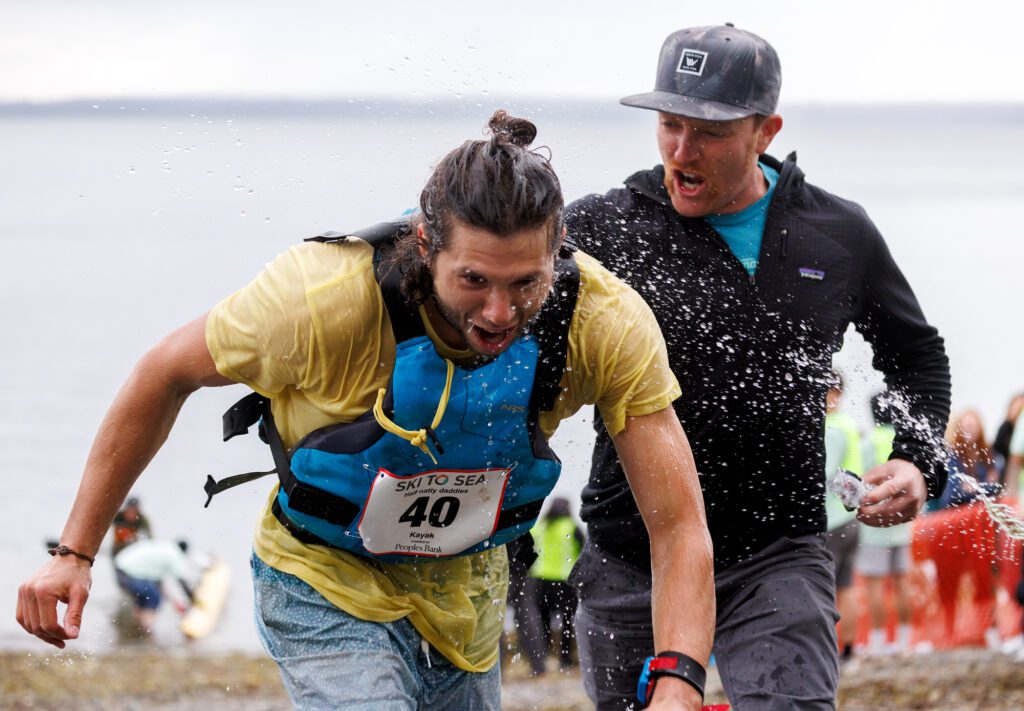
left=304, top=220, right=408, bottom=246
left=204, top=391, right=277, bottom=506
left=306, top=220, right=424, bottom=344
left=205, top=390, right=362, bottom=525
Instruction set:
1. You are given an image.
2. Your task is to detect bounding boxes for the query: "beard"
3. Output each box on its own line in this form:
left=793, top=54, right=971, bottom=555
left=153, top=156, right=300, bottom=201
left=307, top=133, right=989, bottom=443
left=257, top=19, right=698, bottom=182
left=429, top=288, right=550, bottom=359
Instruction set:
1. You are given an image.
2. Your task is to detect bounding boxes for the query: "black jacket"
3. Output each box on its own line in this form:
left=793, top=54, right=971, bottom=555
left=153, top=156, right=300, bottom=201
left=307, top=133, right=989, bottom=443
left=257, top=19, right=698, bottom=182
left=567, top=153, right=951, bottom=571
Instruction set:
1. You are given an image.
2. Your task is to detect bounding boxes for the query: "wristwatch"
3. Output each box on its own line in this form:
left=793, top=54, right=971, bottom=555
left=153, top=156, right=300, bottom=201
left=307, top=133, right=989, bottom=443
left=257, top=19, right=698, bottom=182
left=637, top=651, right=706, bottom=707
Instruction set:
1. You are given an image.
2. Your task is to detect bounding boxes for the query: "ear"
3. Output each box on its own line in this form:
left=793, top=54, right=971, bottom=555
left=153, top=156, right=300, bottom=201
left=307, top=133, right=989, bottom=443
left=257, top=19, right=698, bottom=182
left=554, top=225, right=567, bottom=253
left=416, top=223, right=430, bottom=261
left=756, top=114, right=783, bottom=154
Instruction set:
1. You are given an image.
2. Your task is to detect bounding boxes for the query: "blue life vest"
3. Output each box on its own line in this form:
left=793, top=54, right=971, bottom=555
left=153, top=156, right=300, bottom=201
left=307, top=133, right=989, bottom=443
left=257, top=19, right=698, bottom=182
left=205, top=220, right=580, bottom=562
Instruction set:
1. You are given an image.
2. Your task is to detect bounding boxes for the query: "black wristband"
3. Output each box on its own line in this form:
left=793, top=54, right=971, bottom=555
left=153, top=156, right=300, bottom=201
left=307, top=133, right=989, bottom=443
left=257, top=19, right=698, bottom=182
left=48, top=544, right=95, bottom=567
left=648, top=651, right=706, bottom=700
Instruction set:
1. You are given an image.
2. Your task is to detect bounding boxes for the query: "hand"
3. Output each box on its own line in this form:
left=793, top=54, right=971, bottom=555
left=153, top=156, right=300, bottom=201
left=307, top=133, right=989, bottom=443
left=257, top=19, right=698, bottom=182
left=857, top=459, right=927, bottom=527
left=16, top=556, right=92, bottom=648
left=647, top=675, right=704, bottom=710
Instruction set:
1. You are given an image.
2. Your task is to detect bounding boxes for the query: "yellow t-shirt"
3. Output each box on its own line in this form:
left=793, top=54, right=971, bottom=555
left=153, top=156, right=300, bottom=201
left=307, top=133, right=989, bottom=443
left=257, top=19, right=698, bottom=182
left=206, top=238, right=679, bottom=672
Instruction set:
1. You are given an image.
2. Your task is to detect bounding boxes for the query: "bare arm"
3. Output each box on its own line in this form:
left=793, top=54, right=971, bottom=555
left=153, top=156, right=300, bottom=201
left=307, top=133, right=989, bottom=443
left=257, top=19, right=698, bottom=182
left=611, top=406, right=714, bottom=711
left=17, top=314, right=232, bottom=647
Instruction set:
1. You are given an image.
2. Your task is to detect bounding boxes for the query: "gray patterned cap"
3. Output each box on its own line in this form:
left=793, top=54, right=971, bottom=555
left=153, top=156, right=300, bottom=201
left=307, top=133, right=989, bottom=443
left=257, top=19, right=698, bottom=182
left=621, top=24, right=782, bottom=120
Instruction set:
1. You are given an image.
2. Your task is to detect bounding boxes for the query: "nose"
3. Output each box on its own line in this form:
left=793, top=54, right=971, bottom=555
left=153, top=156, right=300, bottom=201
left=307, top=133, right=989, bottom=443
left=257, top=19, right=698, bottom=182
left=480, top=288, right=517, bottom=328
left=672, top=127, right=700, bottom=164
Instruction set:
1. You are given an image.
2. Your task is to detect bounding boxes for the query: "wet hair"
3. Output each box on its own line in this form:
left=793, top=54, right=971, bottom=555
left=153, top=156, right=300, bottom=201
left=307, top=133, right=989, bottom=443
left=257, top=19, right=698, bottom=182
left=386, top=110, right=564, bottom=302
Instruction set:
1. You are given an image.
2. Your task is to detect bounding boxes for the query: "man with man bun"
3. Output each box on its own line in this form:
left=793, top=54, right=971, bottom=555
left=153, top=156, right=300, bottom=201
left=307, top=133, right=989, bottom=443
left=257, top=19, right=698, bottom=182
left=18, top=111, right=714, bottom=710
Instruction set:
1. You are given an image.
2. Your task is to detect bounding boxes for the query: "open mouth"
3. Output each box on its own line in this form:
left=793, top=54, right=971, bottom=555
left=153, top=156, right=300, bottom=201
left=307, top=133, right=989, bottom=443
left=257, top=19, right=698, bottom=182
left=469, top=324, right=516, bottom=353
left=674, top=170, right=706, bottom=195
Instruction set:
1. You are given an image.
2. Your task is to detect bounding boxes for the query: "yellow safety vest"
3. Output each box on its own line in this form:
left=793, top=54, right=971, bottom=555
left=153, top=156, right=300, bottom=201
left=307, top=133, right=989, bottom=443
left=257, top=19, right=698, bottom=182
left=529, top=516, right=580, bottom=581
left=824, top=411, right=864, bottom=529
left=826, top=411, right=864, bottom=475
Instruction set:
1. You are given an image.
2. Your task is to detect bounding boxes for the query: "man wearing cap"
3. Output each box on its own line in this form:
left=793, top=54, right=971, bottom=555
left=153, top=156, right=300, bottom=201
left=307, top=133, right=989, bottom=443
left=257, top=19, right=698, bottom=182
left=567, top=24, right=951, bottom=710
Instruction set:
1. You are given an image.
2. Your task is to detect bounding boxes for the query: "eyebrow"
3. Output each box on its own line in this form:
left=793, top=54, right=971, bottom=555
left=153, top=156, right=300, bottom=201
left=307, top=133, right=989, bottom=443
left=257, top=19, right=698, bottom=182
left=460, top=267, right=544, bottom=282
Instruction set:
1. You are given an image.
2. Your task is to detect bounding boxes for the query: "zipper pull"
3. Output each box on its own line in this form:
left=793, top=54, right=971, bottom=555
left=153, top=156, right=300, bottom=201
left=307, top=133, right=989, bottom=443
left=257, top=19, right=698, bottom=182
left=781, top=228, right=789, bottom=258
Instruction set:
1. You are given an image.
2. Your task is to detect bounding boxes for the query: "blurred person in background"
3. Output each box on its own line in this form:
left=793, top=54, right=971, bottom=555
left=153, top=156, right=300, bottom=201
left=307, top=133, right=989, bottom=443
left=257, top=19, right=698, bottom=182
left=856, top=393, right=914, bottom=656
left=518, top=497, right=585, bottom=675
left=992, top=393, right=1024, bottom=486
left=1005, top=403, right=1024, bottom=658
left=823, top=372, right=863, bottom=668
left=110, top=496, right=152, bottom=557
left=114, top=538, right=194, bottom=634
left=502, top=532, right=539, bottom=673
left=939, top=409, right=1000, bottom=509
left=1006, top=403, right=1024, bottom=500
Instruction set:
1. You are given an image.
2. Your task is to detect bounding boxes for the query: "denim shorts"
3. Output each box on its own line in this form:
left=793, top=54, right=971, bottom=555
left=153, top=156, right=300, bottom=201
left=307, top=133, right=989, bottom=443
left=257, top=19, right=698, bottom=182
left=250, top=554, right=500, bottom=710
left=116, top=570, right=162, bottom=610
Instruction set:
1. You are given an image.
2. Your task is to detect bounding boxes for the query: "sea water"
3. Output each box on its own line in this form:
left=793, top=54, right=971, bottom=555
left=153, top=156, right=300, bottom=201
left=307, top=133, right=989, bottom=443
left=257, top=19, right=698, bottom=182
left=1, top=99, right=1023, bottom=652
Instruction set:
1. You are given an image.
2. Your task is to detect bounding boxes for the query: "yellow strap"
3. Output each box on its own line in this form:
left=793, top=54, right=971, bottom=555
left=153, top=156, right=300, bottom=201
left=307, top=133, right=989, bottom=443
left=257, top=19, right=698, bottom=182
left=372, top=358, right=455, bottom=465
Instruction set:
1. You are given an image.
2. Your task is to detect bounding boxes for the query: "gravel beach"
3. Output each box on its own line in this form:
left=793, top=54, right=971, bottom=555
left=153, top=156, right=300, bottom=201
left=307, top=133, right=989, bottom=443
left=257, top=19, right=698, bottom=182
left=3, top=647, right=1023, bottom=710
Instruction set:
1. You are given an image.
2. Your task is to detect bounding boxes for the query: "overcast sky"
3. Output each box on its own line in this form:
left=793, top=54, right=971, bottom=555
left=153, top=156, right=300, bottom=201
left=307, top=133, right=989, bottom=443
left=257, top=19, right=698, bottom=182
left=4, top=0, right=1023, bottom=105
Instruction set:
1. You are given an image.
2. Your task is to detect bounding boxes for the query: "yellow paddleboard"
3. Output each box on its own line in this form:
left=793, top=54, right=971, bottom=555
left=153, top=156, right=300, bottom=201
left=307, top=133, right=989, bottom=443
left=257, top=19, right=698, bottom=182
left=180, top=558, right=231, bottom=640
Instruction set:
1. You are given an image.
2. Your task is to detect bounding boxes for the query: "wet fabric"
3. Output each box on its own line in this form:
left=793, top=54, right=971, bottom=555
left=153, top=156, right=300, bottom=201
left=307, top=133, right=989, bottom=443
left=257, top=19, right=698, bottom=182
left=251, top=554, right=499, bottom=711
left=573, top=535, right=838, bottom=710
left=568, top=152, right=951, bottom=574
left=206, top=239, right=679, bottom=671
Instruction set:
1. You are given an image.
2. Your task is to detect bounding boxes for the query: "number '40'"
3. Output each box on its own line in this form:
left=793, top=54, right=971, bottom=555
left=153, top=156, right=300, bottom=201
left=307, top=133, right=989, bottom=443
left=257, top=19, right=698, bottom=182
left=398, top=496, right=460, bottom=528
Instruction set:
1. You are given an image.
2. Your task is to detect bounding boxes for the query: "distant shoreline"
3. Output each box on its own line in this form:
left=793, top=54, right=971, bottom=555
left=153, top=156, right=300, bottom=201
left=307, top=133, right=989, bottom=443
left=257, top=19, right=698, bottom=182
left=3, top=97, right=1024, bottom=120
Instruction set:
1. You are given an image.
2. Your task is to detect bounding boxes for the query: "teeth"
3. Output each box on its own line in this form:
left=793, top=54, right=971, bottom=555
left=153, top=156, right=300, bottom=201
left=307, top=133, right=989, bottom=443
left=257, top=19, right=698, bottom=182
left=474, top=326, right=510, bottom=344
left=680, top=172, right=702, bottom=188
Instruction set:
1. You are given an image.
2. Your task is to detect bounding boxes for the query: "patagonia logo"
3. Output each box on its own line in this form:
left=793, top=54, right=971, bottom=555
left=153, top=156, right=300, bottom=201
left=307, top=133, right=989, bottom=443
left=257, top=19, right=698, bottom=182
left=799, top=267, right=826, bottom=281
left=676, top=49, right=708, bottom=76
left=500, top=404, right=526, bottom=413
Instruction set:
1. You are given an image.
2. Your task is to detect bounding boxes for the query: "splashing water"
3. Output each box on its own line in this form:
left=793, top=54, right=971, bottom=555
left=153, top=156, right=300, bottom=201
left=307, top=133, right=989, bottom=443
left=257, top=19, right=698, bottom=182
left=953, top=473, right=1024, bottom=540
left=829, top=468, right=1024, bottom=540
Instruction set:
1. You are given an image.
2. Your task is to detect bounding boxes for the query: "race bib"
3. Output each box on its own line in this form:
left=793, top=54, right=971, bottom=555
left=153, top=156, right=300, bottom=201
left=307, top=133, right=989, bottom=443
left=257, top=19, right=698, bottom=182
left=358, top=467, right=512, bottom=557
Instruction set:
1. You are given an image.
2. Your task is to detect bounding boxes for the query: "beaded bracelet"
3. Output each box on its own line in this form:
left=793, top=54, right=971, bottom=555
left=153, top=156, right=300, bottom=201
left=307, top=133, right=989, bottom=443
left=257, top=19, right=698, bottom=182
left=48, top=545, right=95, bottom=567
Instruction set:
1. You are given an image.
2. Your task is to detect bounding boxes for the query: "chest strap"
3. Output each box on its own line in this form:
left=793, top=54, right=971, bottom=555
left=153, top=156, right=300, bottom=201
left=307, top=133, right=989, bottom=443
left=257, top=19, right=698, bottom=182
left=203, top=221, right=579, bottom=533
left=204, top=391, right=363, bottom=525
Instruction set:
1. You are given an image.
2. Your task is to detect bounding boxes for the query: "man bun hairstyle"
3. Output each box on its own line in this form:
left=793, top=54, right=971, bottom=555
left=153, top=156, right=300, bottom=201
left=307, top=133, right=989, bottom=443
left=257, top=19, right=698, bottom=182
left=487, top=109, right=537, bottom=147
left=390, top=110, right=564, bottom=302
